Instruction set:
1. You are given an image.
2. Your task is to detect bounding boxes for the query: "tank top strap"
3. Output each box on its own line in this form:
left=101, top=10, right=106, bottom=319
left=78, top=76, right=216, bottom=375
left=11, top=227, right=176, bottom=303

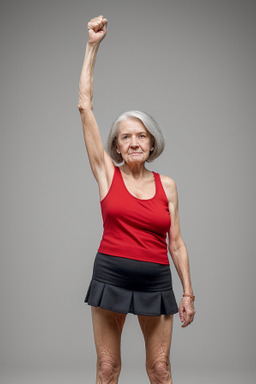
left=153, top=172, right=169, bottom=204
left=113, top=165, right=126, bottom=192
left=115, top=166, right=125, bottom=188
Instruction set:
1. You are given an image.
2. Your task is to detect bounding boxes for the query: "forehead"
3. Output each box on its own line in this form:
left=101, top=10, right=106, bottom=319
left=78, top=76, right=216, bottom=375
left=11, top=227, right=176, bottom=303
left=118, top=118, right=147, bottom=134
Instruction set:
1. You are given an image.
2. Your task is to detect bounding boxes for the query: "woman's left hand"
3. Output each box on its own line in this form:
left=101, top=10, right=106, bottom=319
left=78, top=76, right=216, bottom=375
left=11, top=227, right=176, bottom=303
left=179, top=296, right=195, bottom=328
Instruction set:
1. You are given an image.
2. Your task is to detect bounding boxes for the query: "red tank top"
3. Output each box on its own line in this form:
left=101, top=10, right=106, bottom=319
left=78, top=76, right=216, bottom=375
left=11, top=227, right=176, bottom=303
left=98, top=166, right=171, bottom=265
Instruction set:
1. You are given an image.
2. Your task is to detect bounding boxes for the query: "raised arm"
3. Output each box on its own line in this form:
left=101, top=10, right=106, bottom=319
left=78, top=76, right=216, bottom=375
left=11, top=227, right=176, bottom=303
left=78, top=15, right=115, bottom=197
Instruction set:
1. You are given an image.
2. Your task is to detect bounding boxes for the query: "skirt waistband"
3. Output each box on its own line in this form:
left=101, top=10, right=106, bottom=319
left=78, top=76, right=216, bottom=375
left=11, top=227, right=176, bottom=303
left=92, top=252, right=173, bottom=292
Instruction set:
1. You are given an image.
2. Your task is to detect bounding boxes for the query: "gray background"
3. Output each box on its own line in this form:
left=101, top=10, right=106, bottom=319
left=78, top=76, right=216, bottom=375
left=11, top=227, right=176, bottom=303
left=1, top=0, right=255, bottom=383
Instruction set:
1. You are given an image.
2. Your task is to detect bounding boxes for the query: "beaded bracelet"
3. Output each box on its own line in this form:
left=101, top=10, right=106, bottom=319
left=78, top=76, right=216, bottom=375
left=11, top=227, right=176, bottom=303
left=183, top=293, right=195, bottom=301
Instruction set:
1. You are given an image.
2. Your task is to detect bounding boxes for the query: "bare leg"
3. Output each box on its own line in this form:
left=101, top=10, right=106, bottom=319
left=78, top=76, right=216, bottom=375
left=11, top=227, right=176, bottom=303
left=138, top=314, right=174, bottom=384
left=91, top=306, right=127, bottom=384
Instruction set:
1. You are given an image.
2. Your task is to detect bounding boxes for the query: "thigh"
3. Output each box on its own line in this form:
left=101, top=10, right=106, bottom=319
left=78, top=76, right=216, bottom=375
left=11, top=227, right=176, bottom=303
left=137, top=314, right=174, bottom=362
left=91, top=306, right=127, bottom=358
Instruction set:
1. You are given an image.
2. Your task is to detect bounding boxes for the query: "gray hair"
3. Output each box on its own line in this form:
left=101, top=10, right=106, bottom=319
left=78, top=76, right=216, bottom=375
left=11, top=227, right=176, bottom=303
left=106, top=110, right=165, bottom=164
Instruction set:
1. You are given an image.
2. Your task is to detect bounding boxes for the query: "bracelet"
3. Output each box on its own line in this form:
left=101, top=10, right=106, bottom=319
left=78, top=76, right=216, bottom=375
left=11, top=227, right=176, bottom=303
left=183, top=293, right=195, bottom=301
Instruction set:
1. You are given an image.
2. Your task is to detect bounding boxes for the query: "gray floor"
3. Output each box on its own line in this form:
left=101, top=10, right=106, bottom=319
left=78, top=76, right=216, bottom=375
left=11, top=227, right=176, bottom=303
left=1, top=368, right=255, bottom=384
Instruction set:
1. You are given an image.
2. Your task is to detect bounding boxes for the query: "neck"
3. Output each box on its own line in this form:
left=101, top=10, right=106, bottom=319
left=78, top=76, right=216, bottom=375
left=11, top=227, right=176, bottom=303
left=121, top=162, right=149, bottom=179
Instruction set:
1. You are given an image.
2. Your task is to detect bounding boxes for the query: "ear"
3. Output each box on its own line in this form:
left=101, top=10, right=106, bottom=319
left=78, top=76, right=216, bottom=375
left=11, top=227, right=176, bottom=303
left=150, top=135, right=155, bottom=152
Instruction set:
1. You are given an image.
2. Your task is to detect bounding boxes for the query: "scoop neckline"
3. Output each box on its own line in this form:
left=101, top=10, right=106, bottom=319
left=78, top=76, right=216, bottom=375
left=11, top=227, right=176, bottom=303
left=118, top=167, right=157, bottom=201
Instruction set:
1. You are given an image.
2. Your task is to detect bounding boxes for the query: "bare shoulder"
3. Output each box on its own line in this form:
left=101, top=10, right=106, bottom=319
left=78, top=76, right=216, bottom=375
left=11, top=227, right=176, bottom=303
left=159, top=174, right=178, bottom=203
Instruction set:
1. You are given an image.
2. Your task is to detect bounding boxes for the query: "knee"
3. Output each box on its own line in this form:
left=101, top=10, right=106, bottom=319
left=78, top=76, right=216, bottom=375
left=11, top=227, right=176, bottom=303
left=147, top=357, right=172, bottom=383
left=97, top=354, right=121, bottom=382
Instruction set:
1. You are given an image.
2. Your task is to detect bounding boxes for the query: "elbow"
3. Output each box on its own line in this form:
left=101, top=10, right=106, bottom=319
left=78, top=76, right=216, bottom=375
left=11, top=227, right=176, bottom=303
left=78, top=100, right=92, bottom=113
left=78, top=92, right=93, bottom=112
left=169, top=237, right=185, bottom=258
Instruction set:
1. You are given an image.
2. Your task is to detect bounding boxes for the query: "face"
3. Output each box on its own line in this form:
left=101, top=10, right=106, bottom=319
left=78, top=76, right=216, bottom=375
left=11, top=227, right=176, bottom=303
left=116, top=118, right=154, bottom=165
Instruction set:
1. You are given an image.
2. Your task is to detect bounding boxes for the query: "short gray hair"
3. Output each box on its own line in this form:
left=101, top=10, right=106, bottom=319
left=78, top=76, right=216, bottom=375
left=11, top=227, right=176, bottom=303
left=106, top=110, right=165, bottom=164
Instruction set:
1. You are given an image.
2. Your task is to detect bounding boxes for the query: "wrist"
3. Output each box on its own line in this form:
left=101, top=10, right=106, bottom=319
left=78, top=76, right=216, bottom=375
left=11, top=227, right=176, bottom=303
left=87, top=41, right=101, bottom=50
left=183, top=293, right=195, bottom=301
left=183, top=284, right=193, bottom=296
left=183, top=289, right=194, bottom=295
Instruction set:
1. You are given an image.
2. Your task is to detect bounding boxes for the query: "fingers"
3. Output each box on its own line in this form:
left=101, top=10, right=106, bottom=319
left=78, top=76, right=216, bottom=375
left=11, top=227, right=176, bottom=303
left=179, top=305, right=185, bottom=323
left=179, top=298, right=196, bottom=328
left=181, top=310, right=195, bottom=328
left=88, top=15, right=108, bottom=33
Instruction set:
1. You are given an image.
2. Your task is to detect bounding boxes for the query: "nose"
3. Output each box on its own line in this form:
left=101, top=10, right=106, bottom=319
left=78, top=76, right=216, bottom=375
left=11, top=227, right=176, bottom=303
left=130, top=135, right=139, bottom=148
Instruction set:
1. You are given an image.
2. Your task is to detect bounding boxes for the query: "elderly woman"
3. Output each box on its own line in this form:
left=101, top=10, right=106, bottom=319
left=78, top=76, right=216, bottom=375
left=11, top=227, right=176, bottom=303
left=78, top=15, right=195, bottom=384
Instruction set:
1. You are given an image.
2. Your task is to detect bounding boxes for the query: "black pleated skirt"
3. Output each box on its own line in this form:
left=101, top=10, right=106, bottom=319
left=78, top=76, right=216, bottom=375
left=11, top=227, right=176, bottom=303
left=84, top=252, right=179, bottom=316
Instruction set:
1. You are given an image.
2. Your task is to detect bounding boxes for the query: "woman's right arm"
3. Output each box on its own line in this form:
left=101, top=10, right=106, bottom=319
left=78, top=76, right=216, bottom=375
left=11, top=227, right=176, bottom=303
left=78, top=16, right=115, bottom=195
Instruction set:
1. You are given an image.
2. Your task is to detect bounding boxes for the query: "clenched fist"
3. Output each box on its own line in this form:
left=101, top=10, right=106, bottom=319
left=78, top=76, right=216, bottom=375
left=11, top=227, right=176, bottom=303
left=87, top=15, right=108, bottom=46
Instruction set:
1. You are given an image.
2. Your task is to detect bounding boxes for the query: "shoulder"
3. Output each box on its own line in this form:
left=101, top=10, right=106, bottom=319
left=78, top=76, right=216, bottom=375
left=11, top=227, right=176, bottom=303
left=159, top=174, right=178, bottom=204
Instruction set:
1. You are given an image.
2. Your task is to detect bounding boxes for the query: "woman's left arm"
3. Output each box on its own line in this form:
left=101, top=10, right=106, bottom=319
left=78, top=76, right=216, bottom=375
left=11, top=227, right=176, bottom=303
left=162, top=176, right=196, bottom=327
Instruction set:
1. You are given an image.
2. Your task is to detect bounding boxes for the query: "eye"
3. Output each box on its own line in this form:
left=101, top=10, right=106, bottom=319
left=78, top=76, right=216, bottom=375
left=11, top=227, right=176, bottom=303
left=139, top=134, right=146, bottom=138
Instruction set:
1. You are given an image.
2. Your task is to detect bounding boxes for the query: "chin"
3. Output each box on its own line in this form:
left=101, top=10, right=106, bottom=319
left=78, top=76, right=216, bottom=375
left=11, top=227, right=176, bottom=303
left=126, top=159, right=145, bottom=165
left=128, top=154, right=144, bottom=159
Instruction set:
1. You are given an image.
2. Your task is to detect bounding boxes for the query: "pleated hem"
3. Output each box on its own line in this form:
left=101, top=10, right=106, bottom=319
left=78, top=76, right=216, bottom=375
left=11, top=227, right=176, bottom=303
left=84, top=278, right=179, bottom=316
